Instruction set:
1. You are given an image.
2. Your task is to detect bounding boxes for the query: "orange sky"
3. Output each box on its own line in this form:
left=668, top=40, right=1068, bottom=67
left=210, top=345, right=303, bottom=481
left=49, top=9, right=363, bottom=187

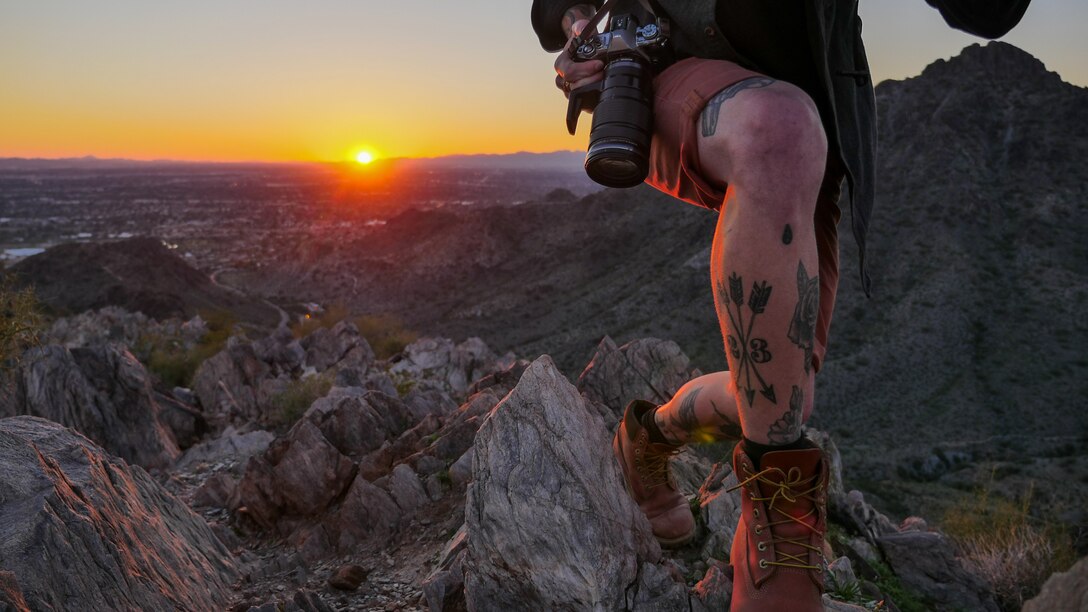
left=1, top=1, right=1083, bottom=163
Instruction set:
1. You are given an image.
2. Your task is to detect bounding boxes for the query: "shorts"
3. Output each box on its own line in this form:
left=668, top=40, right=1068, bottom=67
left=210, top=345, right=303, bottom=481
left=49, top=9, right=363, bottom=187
left=646, top=57, right=845, bottom=373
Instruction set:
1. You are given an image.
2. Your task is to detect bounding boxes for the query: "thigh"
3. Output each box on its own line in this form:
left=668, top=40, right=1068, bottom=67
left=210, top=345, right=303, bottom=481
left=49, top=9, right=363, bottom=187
left=646, top=57, right=764, bottom=211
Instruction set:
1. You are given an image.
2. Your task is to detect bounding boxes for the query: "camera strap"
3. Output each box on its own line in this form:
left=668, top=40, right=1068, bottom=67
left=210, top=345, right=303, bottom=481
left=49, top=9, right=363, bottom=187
left=578, top=0, right=660, bottom=40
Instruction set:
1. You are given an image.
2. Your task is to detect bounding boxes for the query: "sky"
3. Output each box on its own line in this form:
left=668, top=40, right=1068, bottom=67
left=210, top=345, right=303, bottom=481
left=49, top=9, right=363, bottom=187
left=0, top=1, right=1084, bottom=163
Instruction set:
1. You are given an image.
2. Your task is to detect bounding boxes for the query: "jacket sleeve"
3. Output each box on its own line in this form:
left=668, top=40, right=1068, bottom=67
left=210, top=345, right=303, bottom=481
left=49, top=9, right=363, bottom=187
left=925, top=0, right=1031, bottom=39
left=532, top=0, right=603, bottom=52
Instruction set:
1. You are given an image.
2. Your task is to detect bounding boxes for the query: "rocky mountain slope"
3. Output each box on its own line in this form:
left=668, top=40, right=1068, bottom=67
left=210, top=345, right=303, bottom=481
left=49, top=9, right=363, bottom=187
left=1, top=312, right=1028, bottom=610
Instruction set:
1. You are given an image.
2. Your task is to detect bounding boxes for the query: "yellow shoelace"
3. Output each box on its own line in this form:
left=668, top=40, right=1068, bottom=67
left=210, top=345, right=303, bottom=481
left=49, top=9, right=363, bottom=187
left=728, top=466, right=822, bottom=570
left=640, top=445, right=683, bottom=489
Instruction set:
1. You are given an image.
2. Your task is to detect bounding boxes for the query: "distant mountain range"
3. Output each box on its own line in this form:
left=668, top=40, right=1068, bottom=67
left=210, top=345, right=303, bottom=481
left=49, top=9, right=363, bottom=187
left=0, top=151, right=587, bottom=172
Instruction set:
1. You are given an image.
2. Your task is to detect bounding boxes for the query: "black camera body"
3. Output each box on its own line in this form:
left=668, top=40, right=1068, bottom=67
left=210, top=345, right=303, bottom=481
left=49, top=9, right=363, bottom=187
left=566, top=2, right=673, bottom=188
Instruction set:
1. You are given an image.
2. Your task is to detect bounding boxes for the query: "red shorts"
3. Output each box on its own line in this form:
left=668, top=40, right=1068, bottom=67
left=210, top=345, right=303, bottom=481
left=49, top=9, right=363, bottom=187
left=646, top=57, right=844, bottom=373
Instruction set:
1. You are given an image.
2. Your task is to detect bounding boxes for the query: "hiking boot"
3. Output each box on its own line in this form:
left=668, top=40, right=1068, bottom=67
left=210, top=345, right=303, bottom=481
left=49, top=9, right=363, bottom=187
left=728, top=442, right=828, bottom=611
left=613, top=399, right=695, bottom=547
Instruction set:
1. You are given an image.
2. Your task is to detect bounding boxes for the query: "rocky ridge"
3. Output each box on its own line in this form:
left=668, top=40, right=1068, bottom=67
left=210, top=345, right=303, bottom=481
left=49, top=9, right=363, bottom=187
left=1, top=314, right=1032, bottom=611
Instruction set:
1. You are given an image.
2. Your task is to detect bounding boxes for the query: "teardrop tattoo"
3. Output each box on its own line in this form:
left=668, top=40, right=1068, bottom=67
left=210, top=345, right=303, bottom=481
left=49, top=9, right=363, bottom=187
left=782, top=224, right=793, bottom=245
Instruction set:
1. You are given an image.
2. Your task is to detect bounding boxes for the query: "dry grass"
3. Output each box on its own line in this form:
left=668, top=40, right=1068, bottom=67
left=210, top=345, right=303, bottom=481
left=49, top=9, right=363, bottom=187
left=290, top=305, right=417, bottom=359
left=943, top=477, right=1076, bottom=611
left=0, top=274, right=44, bottom=369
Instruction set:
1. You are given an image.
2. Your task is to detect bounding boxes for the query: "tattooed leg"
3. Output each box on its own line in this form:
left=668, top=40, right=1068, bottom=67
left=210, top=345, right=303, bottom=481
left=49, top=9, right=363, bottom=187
left=697, top=78, right=827, bottom=444
left=653, top=371, right=743, bottom=445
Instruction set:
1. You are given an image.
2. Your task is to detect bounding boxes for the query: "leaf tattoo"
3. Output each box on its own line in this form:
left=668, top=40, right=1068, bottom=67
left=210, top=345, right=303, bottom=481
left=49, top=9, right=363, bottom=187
left=766, top=385, right=804, bottom=444
left=787, top=261, right=820, bottom=374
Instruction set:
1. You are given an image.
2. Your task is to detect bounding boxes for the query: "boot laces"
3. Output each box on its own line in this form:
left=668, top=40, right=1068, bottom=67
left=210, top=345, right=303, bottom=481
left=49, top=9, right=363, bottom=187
left=728, top=466, right=822, bottom=571
left=640, top=444, right=683, bottom=489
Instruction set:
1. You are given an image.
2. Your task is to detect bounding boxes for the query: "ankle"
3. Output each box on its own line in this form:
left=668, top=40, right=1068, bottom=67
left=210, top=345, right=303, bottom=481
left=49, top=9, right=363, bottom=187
left=641, top=407, right=676, bottom=445
left=742, top=435, right=814, bottom=468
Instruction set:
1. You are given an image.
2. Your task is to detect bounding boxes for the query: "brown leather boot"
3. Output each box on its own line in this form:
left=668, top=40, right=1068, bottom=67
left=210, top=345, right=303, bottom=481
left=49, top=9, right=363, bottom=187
left=728, top=442, right=828, bottom=611
left=613, top=399, right=695, bottom=547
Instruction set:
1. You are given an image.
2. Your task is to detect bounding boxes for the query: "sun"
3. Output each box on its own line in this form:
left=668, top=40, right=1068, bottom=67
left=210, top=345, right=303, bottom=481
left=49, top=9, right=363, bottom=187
left=355, top=151, right=375, bottom=165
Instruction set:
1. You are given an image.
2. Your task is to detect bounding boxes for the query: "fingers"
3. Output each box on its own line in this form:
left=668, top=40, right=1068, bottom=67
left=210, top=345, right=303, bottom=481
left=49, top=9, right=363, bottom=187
left=554, top=19, right=604, bottom=98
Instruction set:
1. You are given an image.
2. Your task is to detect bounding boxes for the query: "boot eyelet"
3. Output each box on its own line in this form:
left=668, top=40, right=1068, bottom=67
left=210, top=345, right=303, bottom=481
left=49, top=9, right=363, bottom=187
left=759, top=559, right=768, bottom=569
left=757, top=542, right=766, bottom=552
left=753, top=509, right=760, bottom=518
left=754, top=525, right=763, bottom=535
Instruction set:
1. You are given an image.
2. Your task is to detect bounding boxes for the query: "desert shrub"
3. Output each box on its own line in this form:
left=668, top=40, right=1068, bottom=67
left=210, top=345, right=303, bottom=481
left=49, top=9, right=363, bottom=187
left=352, top=314, right=418, bottom=359
left=942, top=478, right=1076, bottom=611
left=142, top=309, right=236, bottom=388
left=290, top=306, right=417, bottom=359
left=0, top=274, right=44, bottom=368
left=269, top=375, right=332, bottom=428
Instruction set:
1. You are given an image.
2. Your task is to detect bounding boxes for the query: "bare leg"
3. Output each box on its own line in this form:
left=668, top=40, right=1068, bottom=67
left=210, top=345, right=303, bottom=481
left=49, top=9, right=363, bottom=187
left=653, top=78, right=827, bottom=446
left=653, top=371, right=742, bottom=444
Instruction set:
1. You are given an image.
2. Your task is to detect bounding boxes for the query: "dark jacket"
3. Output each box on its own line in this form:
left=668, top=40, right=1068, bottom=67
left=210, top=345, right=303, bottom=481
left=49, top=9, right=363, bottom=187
left=532, top=0, right=1030, bottom=294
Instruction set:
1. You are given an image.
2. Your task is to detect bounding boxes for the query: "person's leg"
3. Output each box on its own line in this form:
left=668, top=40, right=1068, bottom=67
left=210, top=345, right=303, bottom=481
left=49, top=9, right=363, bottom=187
left=698, top=77, right=826, bottom=447
left=651, top=371, right=742, bottom=444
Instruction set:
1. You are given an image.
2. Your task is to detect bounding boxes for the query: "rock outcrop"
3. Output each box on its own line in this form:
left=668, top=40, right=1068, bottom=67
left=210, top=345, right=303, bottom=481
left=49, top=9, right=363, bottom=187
left=463, top=355, right=669, bottom=610
left=0, top=416, right=237, bottom=610
left=577, top=336, right=696, bottom=418
left=1023, top=555, right=1088, bottom=612
left=1, top=344, right=180, bottom=469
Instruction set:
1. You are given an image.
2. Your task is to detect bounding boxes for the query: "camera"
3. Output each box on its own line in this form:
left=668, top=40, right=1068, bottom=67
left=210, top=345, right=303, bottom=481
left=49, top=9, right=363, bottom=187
left=565, top=1, right=673, bottom=188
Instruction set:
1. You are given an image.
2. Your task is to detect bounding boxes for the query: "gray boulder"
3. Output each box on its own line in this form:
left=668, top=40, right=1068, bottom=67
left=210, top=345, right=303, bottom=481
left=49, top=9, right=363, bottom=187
left=576, top=336, right=695, bottom=418
left=877, top=530, right=999, bottom=612
left=301, top=321, right=375, bottom=373
left=176, top=426, right=275, bottom=471
left=390, top=336, right=506, bottom=397
left=1, top=344, right=180, bottom=469
left=192, top=336, right=270, bottom=426
left=1023, top=555, right=1088, bottom=612
left=0, top=416, right=237, bottom=610
left=464, top=355, right=667, bottom=610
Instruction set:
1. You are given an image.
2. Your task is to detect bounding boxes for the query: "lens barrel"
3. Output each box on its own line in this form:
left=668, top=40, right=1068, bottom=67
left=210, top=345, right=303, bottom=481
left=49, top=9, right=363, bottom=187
left=584, top=58, right=654, bottom=188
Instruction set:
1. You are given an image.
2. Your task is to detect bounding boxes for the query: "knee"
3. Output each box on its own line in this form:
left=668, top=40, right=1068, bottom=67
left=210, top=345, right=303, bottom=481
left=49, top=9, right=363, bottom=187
left=698, top=82, right=827, bottom=188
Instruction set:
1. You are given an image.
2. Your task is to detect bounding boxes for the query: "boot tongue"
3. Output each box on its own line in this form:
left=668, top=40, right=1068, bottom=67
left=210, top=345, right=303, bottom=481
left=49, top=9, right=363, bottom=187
left=758, top=448, right=822, bottom=522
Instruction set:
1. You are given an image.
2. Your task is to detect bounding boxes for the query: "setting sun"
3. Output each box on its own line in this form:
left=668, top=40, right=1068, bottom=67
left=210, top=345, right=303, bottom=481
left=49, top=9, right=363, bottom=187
left=355, top=151, right=375, bottom=165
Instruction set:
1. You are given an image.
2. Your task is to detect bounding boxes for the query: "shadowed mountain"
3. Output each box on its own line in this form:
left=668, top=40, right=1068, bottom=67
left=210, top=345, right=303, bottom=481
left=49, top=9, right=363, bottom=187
left=11, top=237, right=280, bottom=325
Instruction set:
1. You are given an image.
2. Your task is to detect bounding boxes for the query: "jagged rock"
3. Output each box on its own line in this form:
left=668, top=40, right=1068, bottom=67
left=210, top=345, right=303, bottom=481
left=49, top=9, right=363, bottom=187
left=1023, top=555, right=1088, bottom=612
left=192, top=336, right=271, bottom=426
left=301, top=321, right=375, bottom=372
left=0, top=344, right=180, bottom=469
left=835, top=489, right=897, bottom=544
left=193, top=473, right=238, bottom=508
left=448, top=449, right=473, bottom=486
left=390, top=337, right=504, bottom=396
left=464, top=355, right=661, bottom=610
left=826, top=557, right=859, bottom=593
left=327, top=565, right=368, bottom=591
left=177, top=427, right=275, bottom=471
left=334, top=476, right=401, bottom=551
left=304, top=388, right=413, bottom=458
left=389, top=464, right=429, bottom=514
left=403, top=386, right=459, bottom=422
left=698, top=462, right=741, bottom=562
left=244, top=589, right=333, bottom=612
left=0, top=572, right=29, bottom=612
left=236, top=419, right=356, bottom=528
left=253, top=325, right=305, bottom=373
left=877, top=530, right=999, bottom=612
left=465, top=359, right=530, bottom=397
left=576, top=336, right=694, bottom=418
left=691, top=564, right=732, bottom=612
left=155, top=390, right=207, bottom=449
left=631, top=562, right=690, bottom=610
left=0, top=416, right=237, bottom=610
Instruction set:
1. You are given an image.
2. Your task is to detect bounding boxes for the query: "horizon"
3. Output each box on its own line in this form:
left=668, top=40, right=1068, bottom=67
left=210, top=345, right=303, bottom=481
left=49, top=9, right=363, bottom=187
left=2, top=1, right=1084, bottom=163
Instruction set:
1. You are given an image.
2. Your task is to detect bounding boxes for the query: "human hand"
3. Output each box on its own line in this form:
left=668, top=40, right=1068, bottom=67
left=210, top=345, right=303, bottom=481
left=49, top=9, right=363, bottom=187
left=554, top=19, right=604, bottom=99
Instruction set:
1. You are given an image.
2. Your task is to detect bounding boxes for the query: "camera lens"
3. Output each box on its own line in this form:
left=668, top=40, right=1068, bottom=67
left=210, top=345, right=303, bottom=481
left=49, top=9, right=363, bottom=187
left=584, top=58, right=654, bottom=188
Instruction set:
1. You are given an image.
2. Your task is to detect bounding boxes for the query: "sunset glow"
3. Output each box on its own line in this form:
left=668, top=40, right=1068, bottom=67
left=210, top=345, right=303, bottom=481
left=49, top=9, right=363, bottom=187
left=355, top=151, right=374, bottom=165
